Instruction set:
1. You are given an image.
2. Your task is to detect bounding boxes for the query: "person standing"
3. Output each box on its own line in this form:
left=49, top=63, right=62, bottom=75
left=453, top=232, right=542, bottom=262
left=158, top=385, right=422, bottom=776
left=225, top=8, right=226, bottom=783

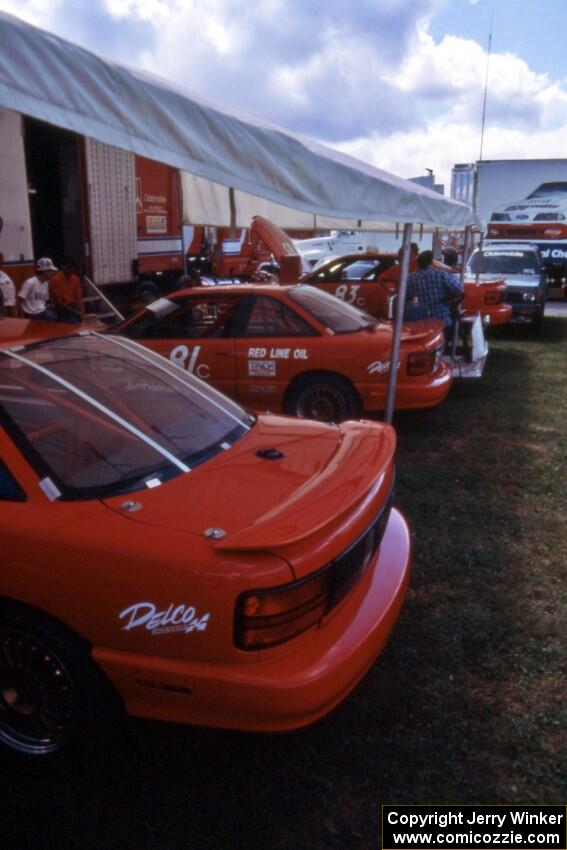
left=405, top=250, right=463, bottom=338
left=0, top=253, right=17, bottom=317
left=50, top=259, right=84, bottom=323
left=18, top=258, right=57, bottom=320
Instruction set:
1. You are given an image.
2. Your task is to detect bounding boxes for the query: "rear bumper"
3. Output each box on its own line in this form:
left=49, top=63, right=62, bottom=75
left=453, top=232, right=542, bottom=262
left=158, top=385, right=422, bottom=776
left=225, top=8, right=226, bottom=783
left=360, top=362, right=452, bottom=412
left=93, top=507, right=411, bottom=732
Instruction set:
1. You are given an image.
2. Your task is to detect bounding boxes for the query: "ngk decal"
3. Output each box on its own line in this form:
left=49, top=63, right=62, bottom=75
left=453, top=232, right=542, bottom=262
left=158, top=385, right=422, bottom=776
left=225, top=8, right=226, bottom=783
left=169, top=344, right=210, bottom=379
left=119, top=602, right=210, bottom=635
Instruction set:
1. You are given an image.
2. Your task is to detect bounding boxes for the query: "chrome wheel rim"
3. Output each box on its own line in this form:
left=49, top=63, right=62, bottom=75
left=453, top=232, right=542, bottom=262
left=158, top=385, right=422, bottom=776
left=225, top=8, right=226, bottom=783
left=0, top=629, right=78, bottom=754
left=297, top=384, right=348, bottom=422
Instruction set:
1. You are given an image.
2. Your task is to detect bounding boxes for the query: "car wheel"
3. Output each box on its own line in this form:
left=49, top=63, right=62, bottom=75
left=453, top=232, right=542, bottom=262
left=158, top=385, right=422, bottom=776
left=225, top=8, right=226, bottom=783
left=286, top=373, right=361, bottom=422
left=0, top=605, right=120, bottom=756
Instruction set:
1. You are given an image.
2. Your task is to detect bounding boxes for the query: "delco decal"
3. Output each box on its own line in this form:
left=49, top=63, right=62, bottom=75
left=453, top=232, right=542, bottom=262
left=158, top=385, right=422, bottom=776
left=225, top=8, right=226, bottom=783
left=249, top=359, right=276, bottom=376
left=119, top=602, right=210, bottom=635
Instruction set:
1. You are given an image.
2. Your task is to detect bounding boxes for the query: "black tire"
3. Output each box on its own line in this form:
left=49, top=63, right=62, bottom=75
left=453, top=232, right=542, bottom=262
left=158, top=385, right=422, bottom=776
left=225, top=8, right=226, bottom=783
left=136, top=280, right=160, bottom=301
left=285, top=373, right=361, bottom=422
left=0, top=604, right=121, bottom=756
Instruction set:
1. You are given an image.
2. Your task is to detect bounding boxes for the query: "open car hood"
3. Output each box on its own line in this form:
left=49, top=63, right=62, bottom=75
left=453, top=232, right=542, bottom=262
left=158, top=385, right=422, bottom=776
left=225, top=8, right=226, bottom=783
left=251, top=216, right=303, bottom=283
left=102, top=415, right=395, bottom=560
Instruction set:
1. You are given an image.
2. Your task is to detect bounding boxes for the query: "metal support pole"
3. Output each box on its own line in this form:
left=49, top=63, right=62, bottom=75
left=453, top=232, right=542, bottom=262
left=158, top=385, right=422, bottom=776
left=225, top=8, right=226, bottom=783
left=460, top=225, right=473, bottom=289
left=385, top=222, right=413, bottom=424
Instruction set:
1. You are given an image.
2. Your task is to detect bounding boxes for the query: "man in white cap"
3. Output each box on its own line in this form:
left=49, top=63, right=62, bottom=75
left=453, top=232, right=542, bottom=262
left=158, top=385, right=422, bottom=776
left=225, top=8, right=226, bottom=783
left=18, top=257, right=58, bottom=320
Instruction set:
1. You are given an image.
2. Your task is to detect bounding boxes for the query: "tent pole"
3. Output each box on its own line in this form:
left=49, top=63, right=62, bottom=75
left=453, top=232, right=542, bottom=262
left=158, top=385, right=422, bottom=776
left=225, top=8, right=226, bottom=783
left=228, top=187, right=237, bottom=238
left=460, top=225, right=473, bottom=288
left=385, top=222, right=413, bottom=425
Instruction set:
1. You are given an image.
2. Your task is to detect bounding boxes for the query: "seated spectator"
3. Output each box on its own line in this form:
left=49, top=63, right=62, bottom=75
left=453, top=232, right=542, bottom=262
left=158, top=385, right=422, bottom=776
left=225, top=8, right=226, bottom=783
left=18, top=258, right=58, bottom=320
left=50, top=259, right=84, bottom=323
left=0, top=253, right=17, bottom=317
left=405, top=250, right=463, bottom=340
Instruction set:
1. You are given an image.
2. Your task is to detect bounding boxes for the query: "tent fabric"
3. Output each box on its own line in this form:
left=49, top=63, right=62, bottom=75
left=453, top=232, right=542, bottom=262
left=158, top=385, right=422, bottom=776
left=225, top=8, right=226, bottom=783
left=0, top=11, right=477, bottom=230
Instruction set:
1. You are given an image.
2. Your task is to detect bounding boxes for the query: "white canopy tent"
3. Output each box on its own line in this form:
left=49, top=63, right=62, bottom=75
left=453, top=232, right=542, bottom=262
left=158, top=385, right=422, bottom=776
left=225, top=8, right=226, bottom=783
left=0, top=11, right=478, bottom=423
left=0, top=11, right=477, bottom=232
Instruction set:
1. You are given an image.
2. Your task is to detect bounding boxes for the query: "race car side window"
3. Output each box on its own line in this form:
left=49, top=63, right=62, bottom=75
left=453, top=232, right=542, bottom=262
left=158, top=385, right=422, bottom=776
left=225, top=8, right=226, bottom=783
left=239, top=296, right=318, bottom=338
left=0, top=458, right=26, bottom=501
left=123, top=296, right=242, bottom=340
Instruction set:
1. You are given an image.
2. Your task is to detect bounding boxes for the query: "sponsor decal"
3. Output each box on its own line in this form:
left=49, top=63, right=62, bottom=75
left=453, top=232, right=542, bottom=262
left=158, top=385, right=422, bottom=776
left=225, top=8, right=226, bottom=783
left=247, top=346, right=309, bottom=360
left=367, top=360, right=401, bottom=374
left=544, top=228, right=563, bottom=237
left=249, top=359, right=276, bottom=376
left=248, top=384, right=277, bottom=393
left=119, top=602, right=210, bottom=635
left=146, top=215, right=167, bottom=234
left=368, top=360, right=390, bottom=374
left=169, top=344, right=211, bottom=379
left=484, top=251, right=525, bottom=257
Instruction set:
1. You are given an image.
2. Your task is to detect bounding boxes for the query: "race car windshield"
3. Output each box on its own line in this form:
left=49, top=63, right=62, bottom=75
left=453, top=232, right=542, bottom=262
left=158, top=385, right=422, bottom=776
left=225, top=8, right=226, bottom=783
left=0, top=334, right=251, bottom=500
left=527, top=182, right=567, bottom=198
left=468, top=251, right=540, bottom=276
left=288, top=285, right=377, bottom=333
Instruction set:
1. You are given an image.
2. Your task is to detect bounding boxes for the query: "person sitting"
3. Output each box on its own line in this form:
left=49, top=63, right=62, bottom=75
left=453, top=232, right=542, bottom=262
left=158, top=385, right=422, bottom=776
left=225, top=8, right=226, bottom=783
left=0, top=253, right=17, bottom=317
left=405, top=250, right=463, bottom=342
left=50, top=259, right=85, bottom=323
left=18, top=258, right=58, bottom=320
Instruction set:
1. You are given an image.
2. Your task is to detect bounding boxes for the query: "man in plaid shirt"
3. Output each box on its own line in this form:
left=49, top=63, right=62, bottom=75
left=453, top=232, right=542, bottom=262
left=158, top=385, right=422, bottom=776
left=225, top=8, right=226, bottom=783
left=405, top=250, right=463, bottom=334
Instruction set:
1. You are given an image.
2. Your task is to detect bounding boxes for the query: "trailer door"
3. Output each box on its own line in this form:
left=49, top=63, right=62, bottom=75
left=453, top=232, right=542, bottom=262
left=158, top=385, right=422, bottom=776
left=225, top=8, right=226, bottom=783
left=85, top=139, right=137, bottom=285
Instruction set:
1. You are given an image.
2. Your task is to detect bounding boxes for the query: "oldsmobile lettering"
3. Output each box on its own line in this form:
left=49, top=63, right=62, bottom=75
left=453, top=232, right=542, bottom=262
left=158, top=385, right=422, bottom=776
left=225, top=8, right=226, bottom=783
left=119, top=602, right=210, bottom=635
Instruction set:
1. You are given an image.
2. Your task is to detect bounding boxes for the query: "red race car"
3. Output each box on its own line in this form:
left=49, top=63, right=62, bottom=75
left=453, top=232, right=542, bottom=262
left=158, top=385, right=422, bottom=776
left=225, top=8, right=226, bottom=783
left=0, top=319, right=410, bottom=755
left=301, top=251, right=513, bottom=326
left=114, top=283, right=452, bottom=420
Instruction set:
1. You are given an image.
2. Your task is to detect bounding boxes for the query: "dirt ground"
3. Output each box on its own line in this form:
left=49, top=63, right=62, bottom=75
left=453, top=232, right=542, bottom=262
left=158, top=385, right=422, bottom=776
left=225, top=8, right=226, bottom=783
left=3, top=317, right=566, bottom=850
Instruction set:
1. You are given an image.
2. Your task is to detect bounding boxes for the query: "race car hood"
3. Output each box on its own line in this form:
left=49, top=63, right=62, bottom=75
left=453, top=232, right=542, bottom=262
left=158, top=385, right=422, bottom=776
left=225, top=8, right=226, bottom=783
left=251, top=216, right=303, bottom=282
left=102, top=415, right=395, bottom=556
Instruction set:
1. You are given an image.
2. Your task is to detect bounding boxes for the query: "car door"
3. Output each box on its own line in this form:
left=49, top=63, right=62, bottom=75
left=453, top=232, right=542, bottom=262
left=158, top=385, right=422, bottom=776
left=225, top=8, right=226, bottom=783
left=233, top=293, right=319, bottom=411
left=119, top=293, right=243, bottom=398
left=308, top=258, right=389, bottom=316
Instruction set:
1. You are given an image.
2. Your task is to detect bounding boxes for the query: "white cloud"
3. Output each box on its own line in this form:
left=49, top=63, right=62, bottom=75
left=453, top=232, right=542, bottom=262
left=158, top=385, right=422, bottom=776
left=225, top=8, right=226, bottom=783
left=2, top=0, right=567, bottom=198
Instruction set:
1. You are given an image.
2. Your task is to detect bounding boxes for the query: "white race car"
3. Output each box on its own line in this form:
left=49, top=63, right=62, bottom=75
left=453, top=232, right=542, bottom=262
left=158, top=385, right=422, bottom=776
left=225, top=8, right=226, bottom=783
left=488, top=182, right=567, bottom=240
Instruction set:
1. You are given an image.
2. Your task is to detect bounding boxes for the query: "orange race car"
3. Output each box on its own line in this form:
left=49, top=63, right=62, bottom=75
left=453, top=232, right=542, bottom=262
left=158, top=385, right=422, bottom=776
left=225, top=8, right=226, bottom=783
left=301, top=251, right=513, bottom=326
left=113, top=283, right=452, bottom=419
left=0, top=319, right=410, bottom=755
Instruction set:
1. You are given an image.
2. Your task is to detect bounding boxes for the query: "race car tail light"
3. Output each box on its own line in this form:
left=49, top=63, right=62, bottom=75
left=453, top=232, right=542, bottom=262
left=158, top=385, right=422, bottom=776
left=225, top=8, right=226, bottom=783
left=407, top=350, right=435, bottom=376
left=484, top=290, right=504, bottom=305
left=235, top=569, right=332, bottom=650
left=235, top=496, right=392, bottom=650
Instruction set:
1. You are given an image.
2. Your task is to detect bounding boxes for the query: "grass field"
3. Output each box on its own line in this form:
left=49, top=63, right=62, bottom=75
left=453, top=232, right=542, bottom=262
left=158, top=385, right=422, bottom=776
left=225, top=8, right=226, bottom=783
left=3, top=318, right=566, bottom=850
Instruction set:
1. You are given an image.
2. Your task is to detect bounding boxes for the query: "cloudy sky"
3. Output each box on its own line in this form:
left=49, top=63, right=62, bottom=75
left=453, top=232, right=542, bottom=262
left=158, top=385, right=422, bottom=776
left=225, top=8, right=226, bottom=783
left=1, top=0, right=566, bottom=189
